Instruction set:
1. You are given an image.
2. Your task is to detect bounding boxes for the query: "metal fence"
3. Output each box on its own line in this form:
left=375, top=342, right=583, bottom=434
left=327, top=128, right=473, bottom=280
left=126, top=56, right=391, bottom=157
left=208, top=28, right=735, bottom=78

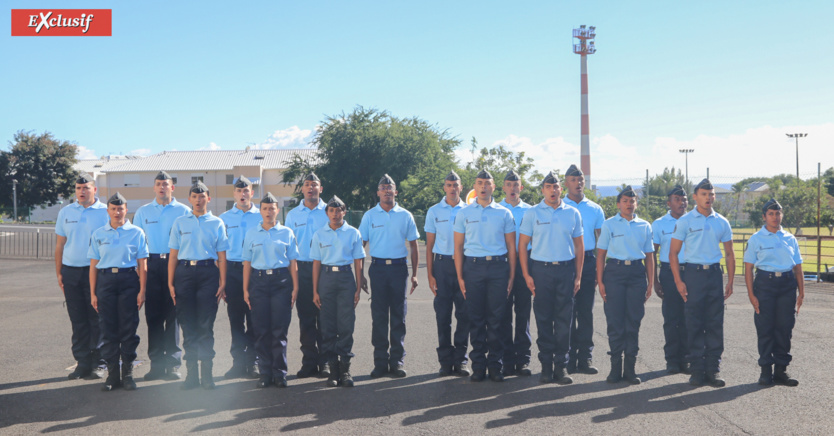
left=0, top=229, right=56, bottom=260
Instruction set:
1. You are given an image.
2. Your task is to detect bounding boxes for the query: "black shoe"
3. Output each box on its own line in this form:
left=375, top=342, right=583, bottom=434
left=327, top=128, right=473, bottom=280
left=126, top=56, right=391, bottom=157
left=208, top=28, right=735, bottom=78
left=553, top=367, right=574, bottom=385
left=773, top=365, right=798, bottom=387
left=390, top=364, right=407, bottom=378
left=102, top=364, right=121, bottom=392
left=327, top=360, right=341, bottom=387
left=88, top=367, right=105, bottom=380
left=758, top=365, right=774, bottom=386
left=689, top=371, right=706, bottom=387
left=68, top=365, right=92, bottom=380
left=320, top=362, right=332, bottom=378
left=274, top=375, right=288, bottom=388
left=455, top=362, right=472, bottom=377
left=370, top=366, right=388, bottom=378
left=623, top=356, right=641, bottom=385
left=606, top=356, right=623, bottom=383
left=200, top=361, right=215, bottom=390
left=122, top=362, right=137, bottom=391
left=297, top=365, right=319, bottom=379
left=566, top=358, right=578, bottom=374
left=502, top=365, right=516, bottom=377
left=539, top=363, right=553, bottom=384
left=577, top=359, right=599, bottom=375
left=681, top=362, right=692, bottom=375
left=470, top=369, right=487, bottom=382
left=165, top=366, right=183, bottom=381
left=256, top=377, right=272, bottom=388
left=340, top=361, right=354, bottom=388
left=144, top=365, right=167, bottom=381
left=181, top=361, right=200, bottom=390
left=516, top=363, right=532, bottom=376
left=705, top=372, right=726, bottom=388
left=666, top=362, right=682, bottom=375
left=439, top=365, right=454, bottom=377
left=489, top=368, right=504, bottom=382
left=224, top=364, right=247, bottom=379
left=245, top=365, right=260, bottom=380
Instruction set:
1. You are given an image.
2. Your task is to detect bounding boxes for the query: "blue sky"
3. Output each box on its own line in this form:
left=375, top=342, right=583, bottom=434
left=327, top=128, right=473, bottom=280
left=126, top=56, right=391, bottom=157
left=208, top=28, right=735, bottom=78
left=2, top=1, right=832, bottom=184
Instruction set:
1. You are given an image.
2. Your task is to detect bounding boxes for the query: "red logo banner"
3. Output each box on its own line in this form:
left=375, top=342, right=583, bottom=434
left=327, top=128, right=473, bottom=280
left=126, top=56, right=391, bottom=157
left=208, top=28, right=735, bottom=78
left=11, top=9, right=112, bottom=36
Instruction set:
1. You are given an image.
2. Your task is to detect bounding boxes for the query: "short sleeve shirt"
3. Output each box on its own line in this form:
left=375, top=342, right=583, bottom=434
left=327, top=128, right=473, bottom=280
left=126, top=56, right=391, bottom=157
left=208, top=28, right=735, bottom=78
left=219, top=205, right=262, bottom=262
left=133, top=198, right=190, bottom=254
left=358, top=203, right=419, bottom=259
left=563, top=195, right=605, bottom=251
left=453, top=199, right=515, bottom=257
left=310, top=223, right=366, bottom=266
left=671, top=208, right=733, bottom=264
left=88, top=221, right=149, bottom=269
left=168, top=211, right=230, bottom=260
left=743, top=226, right=802, bottom=273
left=424, top=197, right=464, bottom=256
left=284, top=199, right=329, bottom=262
left=652, top=212, right=686, bottom=264
left=597, top=214, right=654, bottom=261
left=242, top=223, right=299, bottom=270
left=55, top=200, right=109, bottom=267
left=519, top=200, right=583, bottom=262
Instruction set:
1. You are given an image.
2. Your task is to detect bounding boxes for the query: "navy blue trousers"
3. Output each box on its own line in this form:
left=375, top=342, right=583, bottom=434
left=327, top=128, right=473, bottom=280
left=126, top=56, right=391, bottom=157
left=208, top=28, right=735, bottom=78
left=226, top=262, right=256, bottom=367
left=660, top=263, right=688, bottom=365
left=174, top=264, right=219, bottom=362
left=249, top=269, right=293, bottom=378
left=570, top=251, right=596, bottom=361
left=145, top=256, right=181, bottom=368
left=531, top=260, right=575, bottom=368
left=431, top=256, right=469, bottom=367
left=753, top=271, right=797, bottom=367
left=464, top=258, right=509, bottom=373
left=61, top=265, right=102, bottom=370
left=96, top=269, right=140, bottom=366
left=602, top=261, right=647, bottom=358
left=296, top=261, right=324, bottom=367
left=319, top=268, right=357, bottom=361
left=369, top=262, right=409, bottom=368
left=501, top=256, right=532, bottom=368
left=683, top=264, right=725, bottom=373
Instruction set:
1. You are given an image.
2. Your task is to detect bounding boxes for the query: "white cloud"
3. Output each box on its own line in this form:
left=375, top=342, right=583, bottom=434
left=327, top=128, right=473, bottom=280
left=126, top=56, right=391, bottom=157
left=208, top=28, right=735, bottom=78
left=129, top=148, right=152, bottom=156
left=76, top=146, right=97, bottom=160
left=254, top=126, right=314, bottom=149
left=200, top=142, right=221, bottom=151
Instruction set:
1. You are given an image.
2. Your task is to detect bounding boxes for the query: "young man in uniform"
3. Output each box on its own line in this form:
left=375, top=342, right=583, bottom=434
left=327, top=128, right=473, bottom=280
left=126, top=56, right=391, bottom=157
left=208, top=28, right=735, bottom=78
left=168, top=181, right=230, bottom=390
left=743, top=198, right=804, bottom=387
left=360, top=174, right=420, bottom=378
left=652, top=184, right=690, bottom=375
left=242, top=192, right=299, bottom=388
left=669, top=178, right=735, bottom=388
left=425, top=171, right=470, bottom=377
left=311, top=196, right=366, bottom=387
left=55, top=173, right=109, bottom=380
left=454, top=169, right=516, bottom=382
left=498, top=169, right=533, bottom=377
left=596, top=186, right=654, bottom=385
left=562, top=164, right=605, bottom=375
left=88, top=192, right=149, bottom=391
left=518, top=171, right=583, bottom=385
left=284, top=172, right=330, bottom=379
left=134, top=171, right=190, bottom=381
left=219, top=175, right=261, bottom=379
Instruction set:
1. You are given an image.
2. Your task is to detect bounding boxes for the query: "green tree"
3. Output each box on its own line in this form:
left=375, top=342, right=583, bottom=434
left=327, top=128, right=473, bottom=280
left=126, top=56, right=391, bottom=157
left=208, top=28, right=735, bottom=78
left=281, top=106, right=459, bottom=214
left=459, top=140, right=544, bottom=205
left=1, top=131, right=79, bottom=215
left=744, top=181, right=830, bottom=234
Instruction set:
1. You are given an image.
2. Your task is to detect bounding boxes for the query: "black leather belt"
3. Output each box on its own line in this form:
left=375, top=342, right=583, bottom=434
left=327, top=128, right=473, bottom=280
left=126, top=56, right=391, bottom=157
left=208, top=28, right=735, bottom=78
left=756, top=269, right=794, bottom=279
left=372, top=257, right=407, bottom=265
left=178, top=260, right=214, bottom=267
left=149, top=253, right=168, bottom=259
left=228, top=260, right=244, bottom=268
left=467, top=255, right=507, bottom=263
left=660, top=262, right=685, bottom=271
left=254, top=267, right=289, bottom=277
left=685, top=263, right=721, bottom=271
left=584, top=250, right=595, bottom=257
left=607, top=259, right=644, bottom=266
left=98, top=267, right=136, bottom=274
left=433, top=253, right=454, bottom=261
left=532, top=259, right=575, bottom=266
left=322, top=264, right=352, bottom=272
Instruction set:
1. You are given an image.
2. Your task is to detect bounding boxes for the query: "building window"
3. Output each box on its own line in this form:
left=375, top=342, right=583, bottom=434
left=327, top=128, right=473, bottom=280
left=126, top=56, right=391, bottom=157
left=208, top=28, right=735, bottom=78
left=226, top=174, right=234, bottom=185
left=123, top=174, right=140, bottom=187
left=191, top=176, right=204, bottom=185
left=226, top=200, right=234, bottom=211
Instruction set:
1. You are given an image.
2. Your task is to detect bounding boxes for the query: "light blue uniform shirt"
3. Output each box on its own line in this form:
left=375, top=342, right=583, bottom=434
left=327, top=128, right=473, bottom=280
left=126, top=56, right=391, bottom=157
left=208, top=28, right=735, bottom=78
left=499, top=198, right=532, bottom=251
left=284, top=199, right=329, bottom=262
left=87, top=220, right=150, bottom=269
left=743, top=226, right=803, bottom=273
left=55, top=200, right=109, bottom=267
left=359, top=203, right=419, bottom=259
left=310, top=223, right=366, bottom=266
left=133, top=197, right=190, bottom=254
left=168, top=211, right=230, bottom=260
left=424, top=197, right=464, bottom=256
left=597, top=214, right=654, bottom=261
left=563, top=195, right=605, bottom=251
left=671, top=208, right=733, bottom=265
left=652, top=212, right=686, bottom=264
left=242, top=223, right=299, bottom=270
left=220, top=204, right=262, bottom=262
left=453, top=199, right=515, bottom=257
left=519, top=200, right=583, bottom=262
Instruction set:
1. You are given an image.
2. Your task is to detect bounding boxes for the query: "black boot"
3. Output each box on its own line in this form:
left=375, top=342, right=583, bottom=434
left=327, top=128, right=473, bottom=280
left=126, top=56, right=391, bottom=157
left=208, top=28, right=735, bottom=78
left=539, top=362, right=553, bottom=384
left=340, top=359, right=354, bottom=388
left=577, top=358, right=599, bottom=375
left=623, top=356, right=641, bottom=385
left=607, top=354, right=623, bottom=383
left=758, top=364, right=773, bottom=386
left=144, top=363, right=166, bottom=381
left=201, top=361, right=215, bottom=389
left=122, top=361, right=137, bottom=391
left=102, top=364, right=121, bottom=392
left=68, top=364, right=93, bottom=380
left=181, top=360, right=200, bottom=390
left=553, top=366, right=574, bottom=385
left=327, top=359, right=341, bottom=387
left=773, top=364, right=798, bottom=387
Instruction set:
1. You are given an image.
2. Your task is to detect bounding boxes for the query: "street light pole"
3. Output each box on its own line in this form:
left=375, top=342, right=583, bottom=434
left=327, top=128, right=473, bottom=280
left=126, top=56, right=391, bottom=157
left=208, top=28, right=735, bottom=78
left=12, top=179, right=18, bottom=223
left=679, top=149, right=694, bottom=185
left=786, top=133, right=807, bottom=180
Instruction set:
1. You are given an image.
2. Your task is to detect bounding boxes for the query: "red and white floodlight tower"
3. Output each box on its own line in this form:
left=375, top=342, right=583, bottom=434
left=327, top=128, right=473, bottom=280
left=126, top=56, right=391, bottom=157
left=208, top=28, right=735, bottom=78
left=573, top=25, right=596, bottom=186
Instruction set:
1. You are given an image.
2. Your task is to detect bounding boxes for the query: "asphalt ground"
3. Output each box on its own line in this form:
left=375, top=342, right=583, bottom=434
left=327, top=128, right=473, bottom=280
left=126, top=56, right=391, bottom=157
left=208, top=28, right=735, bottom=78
left=1, top=250, right=833, bottom=435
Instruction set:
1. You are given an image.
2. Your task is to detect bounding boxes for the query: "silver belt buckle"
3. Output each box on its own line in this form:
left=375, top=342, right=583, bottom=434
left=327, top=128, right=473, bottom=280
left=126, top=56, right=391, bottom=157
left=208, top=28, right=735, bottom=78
left=553, top=261, right=560, bottom=266
left=486, top=256, right=493, bottom=261
left=332, top=266, right=339, bottom=272
left=189, top=260, right=197, bottom=266
left=111, top=268, right=118, bottom=273
left=775, top=272, right=782, bottom=277
left=624, top=260, right=631, bottom=266
left=385, top=259, right=392, bottom=265
left=266, top=269, right=273, bottom=275
left=159, top=253, right=167, bottom=259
